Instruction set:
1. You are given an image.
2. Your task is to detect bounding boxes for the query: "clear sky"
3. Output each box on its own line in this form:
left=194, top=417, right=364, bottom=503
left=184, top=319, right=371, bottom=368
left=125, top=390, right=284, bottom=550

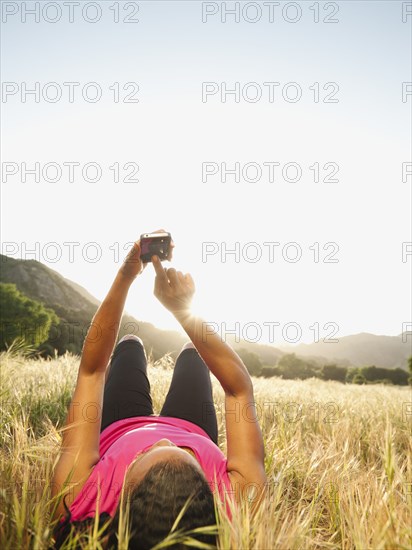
left=1, top=0, right=411, bottom=346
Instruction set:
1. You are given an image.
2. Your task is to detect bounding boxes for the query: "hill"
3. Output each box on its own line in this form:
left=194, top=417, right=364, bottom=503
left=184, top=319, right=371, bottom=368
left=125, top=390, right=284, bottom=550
left=1, top=255, right=410, bottom=370
left=0, top=254, right=187, bottom=360
left=0, top=255, right=284, bottom=363
left=278, top=332, right=411, bottom=370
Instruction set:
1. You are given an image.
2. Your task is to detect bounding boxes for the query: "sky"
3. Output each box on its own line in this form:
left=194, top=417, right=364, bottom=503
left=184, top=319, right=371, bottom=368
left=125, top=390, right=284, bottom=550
left=1, top=0, right=411, bottom=347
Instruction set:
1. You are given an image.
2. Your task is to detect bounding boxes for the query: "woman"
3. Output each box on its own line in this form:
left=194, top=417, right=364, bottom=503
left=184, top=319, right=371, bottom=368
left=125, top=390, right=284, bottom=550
left=51, top=232, right=267, bottom=549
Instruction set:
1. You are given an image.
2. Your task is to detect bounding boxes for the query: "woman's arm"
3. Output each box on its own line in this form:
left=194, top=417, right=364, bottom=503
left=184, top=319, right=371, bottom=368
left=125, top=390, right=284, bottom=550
left=152, top=256, right=267, bottom=507
left=51, top=241, right=145, bottom=518
left=79, top=269, right=136, bottom=376
left=175, top=312, right=267, bottom=505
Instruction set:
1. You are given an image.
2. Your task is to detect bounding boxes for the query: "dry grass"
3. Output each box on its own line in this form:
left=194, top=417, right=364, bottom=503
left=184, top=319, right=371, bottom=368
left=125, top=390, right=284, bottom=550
left=0, top=348, right=411, bottom=549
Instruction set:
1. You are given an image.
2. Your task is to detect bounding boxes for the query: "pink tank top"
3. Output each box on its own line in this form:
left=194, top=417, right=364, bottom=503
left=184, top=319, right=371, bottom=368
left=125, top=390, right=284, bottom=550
left=68, top=416, right=233, bottom=521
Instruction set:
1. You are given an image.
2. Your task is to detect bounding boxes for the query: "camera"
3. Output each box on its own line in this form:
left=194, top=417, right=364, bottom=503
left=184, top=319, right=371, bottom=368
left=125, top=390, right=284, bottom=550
left=139, top=232, right=172, bottom=263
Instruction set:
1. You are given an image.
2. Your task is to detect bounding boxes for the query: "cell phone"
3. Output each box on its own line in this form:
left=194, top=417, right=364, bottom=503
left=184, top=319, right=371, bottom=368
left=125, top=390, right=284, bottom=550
left=140, top=232, right=172, bottom=263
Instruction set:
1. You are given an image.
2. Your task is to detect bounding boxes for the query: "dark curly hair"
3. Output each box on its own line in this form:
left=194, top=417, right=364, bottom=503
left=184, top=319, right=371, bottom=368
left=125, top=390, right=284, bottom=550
left=52, top=459, right=218, bottom=550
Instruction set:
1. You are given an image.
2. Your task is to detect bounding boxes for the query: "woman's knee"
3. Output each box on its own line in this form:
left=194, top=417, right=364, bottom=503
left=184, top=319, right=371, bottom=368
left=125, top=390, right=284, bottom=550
left=118, top=334, right=144, bottom=346
left=179, top=341, right=197, bottom=354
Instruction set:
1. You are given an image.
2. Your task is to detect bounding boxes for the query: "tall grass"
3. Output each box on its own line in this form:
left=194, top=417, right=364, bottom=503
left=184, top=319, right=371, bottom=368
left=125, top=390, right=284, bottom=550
left=0, top=349, right=411, bottom=549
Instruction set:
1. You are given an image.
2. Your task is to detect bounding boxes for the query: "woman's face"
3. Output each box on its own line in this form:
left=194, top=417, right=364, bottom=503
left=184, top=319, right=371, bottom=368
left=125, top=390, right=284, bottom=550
left=124, top=439, right=202, bottom=486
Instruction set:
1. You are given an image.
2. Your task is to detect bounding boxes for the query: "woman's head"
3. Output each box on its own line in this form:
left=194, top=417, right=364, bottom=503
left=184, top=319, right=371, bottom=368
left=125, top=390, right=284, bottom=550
left=107, top=439, right=218, bottom=549
left=124, top=438, right=203, bottom=487
left=52, top=439, right=217, bottom=549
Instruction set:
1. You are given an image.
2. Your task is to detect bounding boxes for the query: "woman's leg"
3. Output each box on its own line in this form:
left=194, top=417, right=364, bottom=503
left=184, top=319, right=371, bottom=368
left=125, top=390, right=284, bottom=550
left=159, top=343, right=218, bottom=444
left=100, top=335, right=153, bottom=432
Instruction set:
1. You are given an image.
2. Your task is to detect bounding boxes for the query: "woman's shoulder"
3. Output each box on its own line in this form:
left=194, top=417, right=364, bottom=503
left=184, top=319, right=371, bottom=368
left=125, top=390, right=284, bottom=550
left=51, top=464, right=96, bottom=522
left=226, top=468, right=268, bottom=508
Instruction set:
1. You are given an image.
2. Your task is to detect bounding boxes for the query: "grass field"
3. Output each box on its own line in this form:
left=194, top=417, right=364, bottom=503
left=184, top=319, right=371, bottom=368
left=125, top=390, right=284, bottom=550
left=0, top=347, right=411, bottom=549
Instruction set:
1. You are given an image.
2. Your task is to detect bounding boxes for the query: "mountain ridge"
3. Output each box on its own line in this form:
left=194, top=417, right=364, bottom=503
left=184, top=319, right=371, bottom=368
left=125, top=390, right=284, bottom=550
left=0, top=254, right=410, bottom=369
left=278, top=331, right=411, bottom=369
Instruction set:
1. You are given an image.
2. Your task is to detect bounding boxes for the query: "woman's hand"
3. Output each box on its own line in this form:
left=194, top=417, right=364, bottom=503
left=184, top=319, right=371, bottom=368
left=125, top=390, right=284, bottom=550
left=119, top=240, right=145, bottom=281
left=152, top=255, right=195, bottom=316
left=120, top=230, right=174, bottom=282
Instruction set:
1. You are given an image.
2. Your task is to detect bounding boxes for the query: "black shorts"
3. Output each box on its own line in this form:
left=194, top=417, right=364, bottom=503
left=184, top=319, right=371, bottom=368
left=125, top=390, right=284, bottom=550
left=100, top=338, right=218, bottom=444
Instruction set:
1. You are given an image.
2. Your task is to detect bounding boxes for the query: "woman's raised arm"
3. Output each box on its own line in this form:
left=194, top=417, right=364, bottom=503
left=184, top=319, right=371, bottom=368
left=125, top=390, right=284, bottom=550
left=152, top=255, right=267, bottom=507
left=51, top=240, right=146, bottom=519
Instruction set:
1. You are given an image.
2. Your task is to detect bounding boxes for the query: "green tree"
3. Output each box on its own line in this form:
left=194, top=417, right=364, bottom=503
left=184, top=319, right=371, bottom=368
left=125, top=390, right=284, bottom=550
left=261, top=366, right=282, bottom=378
left=361, top=365, right=408, bottom=386
left=277, top=353, right=316, bottom=380
left=352, top=372, right=367, bottom=385
left=236, top=348, right=263, bottom=376
left=408, top=356, right=412, bottom=386
left=321, top=364, right=347, bottom=382
left=387, top=367, right=409, bottom=386
left=0, top=283, right=59, bottom=350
